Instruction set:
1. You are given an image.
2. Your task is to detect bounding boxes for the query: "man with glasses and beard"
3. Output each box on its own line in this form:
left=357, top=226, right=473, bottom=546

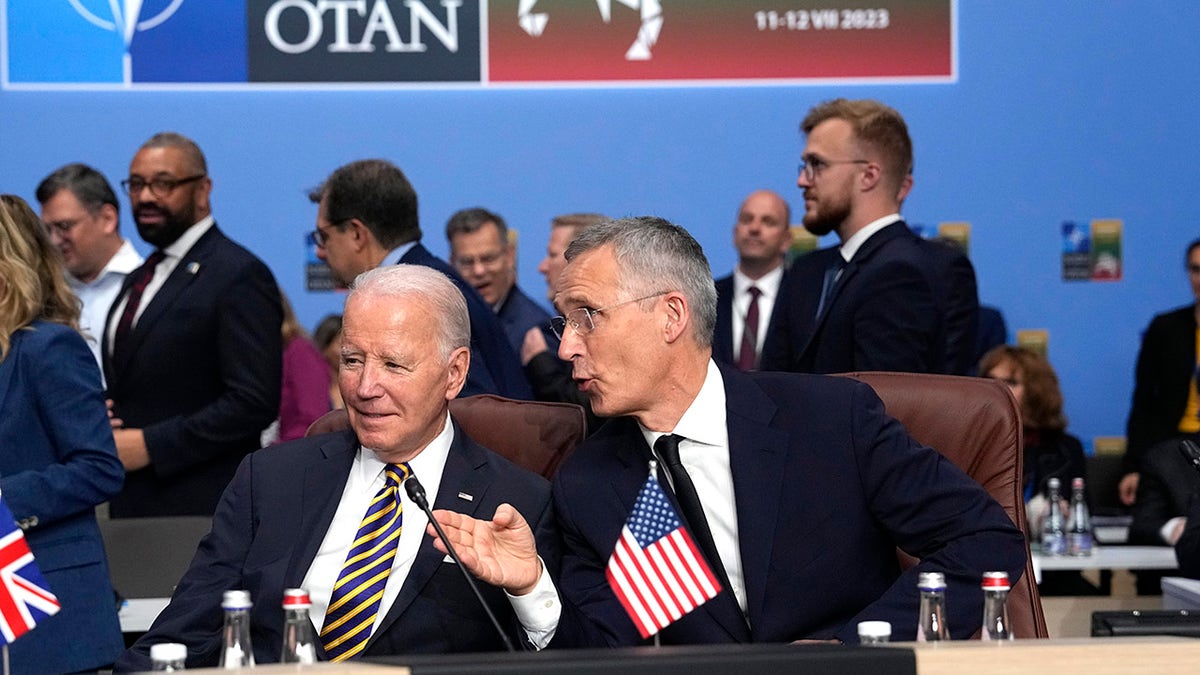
left=103, top=132, right=282, bottom=518
left=761, top=99, right=978, bottom=376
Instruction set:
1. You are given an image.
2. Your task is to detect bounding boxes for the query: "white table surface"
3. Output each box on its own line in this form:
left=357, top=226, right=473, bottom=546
left=119, top=597, right=170, bottom=633
left=1033, top=544, right=1178, bottom=572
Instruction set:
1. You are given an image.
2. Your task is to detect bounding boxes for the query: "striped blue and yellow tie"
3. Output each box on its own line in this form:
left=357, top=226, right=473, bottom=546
left=320, top=463, right=411, bottom=661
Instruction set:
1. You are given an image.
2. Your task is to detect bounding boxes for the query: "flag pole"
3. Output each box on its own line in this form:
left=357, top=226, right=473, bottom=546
left=4, top=643, right=10, bottom=675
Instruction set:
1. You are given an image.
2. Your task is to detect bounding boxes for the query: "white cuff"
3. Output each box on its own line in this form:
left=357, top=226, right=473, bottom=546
left=505, top=557, right=560, bottom=649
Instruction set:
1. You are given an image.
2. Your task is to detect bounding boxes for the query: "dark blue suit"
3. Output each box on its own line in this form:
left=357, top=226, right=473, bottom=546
left=117, top=421, right=555, bottom=670
left=103, top=225, right=283, bottom=517
left=399, top=244, right=532, bottom=400
left=550, top=365, right=1025, bottom=645
left=496, top=285, right=552, bottom=356
left=762, top=222, right=978, bottom=375
left=712, top=272, right=784, bottom=368
left=0, top=322, right=125, bottom=673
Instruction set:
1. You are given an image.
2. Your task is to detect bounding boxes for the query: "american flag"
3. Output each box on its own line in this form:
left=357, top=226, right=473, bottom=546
left=606, top=473, right=721, bottom=638
left=0, top=496, right=60, bottom=645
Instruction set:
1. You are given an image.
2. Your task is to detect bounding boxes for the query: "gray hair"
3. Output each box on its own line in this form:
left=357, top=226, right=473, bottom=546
left=565, top=216, right=717, bottom=347
left=347, top=264, right=470, bottom=360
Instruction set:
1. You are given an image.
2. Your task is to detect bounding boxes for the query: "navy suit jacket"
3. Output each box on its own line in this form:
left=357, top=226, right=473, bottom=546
left=103, top=225, right=283, bottom=517
left=761, top=222, right=978, bottom=375
left=117, top=421, right=556, bottom=671
left=497, top=285, right=552, bottom=356
left=550, top=365, right=1025, bottom=645
left=712, top=271, right=784, bottom=369
left=399, top=244, right=532, bottom=400
left=0, top=322, right=125, bottom=673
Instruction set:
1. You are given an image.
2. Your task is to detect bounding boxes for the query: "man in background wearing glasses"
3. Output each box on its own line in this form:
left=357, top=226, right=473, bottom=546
left=762, top=98, right=978, bottom=376
left=36, top=163, right=143, bottom=381
left=446, top=207, right=550, bottom=357
left=103, top=132, right=282, bottom=519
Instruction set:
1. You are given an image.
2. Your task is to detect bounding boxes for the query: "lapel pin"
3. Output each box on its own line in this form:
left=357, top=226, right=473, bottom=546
left=187, top=262, right=200, bottom=274
left=457, top=492, right=474, bottom=502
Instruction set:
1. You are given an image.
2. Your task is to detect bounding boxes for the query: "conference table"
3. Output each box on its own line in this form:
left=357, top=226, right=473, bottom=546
left=171, top=638, right=1200, bottom=674
left=1032, top=544, right=1177, bottom=579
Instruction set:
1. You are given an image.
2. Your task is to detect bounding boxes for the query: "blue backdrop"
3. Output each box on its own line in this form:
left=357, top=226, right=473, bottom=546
left=2, top=2, right=1197, bottom=452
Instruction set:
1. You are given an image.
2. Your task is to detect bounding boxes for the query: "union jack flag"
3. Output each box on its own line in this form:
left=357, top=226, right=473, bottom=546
left=0, top=495, right=59, bottom=645
left=606, top=472, right=721, bottom=639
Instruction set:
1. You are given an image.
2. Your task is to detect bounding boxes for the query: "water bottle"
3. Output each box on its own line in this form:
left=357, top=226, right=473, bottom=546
left=1067, top=477, right=1094, bottom=557
left=280, top=588, right=317, bottom=664
left=916, top=571, right=949, bottom=641
left=980, top=571, right=1013, bottom=641
left=150, top=642, right=187, bottom=671
left=219, top=590, right=255, bottom=669
left=857, top=620, right=891, bottom=645
left=1041, top=477, right=1067, bottom=556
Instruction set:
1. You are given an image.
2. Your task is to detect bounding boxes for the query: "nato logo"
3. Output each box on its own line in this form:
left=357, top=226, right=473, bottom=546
left=5, top=0, right=246, bottom=85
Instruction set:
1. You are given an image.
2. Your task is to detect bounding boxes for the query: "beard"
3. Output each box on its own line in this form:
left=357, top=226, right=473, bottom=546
left=802, top=191, right=852, bottom=238
left=134, top=202, right=195, bottom=249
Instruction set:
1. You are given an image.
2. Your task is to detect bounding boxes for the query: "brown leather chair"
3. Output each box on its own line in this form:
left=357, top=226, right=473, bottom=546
left=304, top=394, right=587, bottom=480
left=839, top=371, right=1049, bottom=639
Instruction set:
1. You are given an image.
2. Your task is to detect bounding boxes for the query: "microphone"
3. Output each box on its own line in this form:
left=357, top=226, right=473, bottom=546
left=1179, top=439, right=1200, bottom=474
left=404, top=474, right=516, bottom=652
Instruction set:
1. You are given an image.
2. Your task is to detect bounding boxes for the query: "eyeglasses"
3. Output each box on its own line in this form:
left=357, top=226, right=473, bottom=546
left=44, top=217, right=85, bottom=236
left=121, top=174, right=205, bottom=198
left=550, top=291, right=668, bottom=339
left=798, top=156, right=869, bottom=182
left=310, top=220, right=351, bottom=247
left=453, top=249, right=506, bottom=270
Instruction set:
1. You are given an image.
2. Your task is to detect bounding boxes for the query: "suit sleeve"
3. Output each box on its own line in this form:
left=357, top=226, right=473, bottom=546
left=1125, top=315, right=1171, bottom=474
left=1130, top=444, right=1191, bottom=544
left=1, top=328, right=124, bottom=524
left=144, top=258, right=283, bottom=477
left=834, top=383, right=1027, bottom=643
left=850, top=259, right=941, bottom=373
left=116, top=456, right=256, bottom=671
left=1176, top=492, right=1200, bottom=578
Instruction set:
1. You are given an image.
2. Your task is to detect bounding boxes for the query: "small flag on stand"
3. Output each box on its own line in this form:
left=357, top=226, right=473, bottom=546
left=0, top=495, right=60, bottom=645
left=606, top=470, right=722, bottom=639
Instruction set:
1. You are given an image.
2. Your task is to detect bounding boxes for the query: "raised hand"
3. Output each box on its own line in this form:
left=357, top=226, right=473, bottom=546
left=428, top=504, right=542, bottom=595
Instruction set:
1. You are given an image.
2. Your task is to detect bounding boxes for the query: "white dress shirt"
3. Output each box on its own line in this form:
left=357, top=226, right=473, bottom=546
left=731, top=264, right=784, bottom=360
left=639, top=360, right=748, bottom=615
left=838, top=213, right=903, bottom=263
left=69, top=239, right=142, bottom=380
left=302, top=413, right=560, bottom=648
left=105, top=216, right=215, bottom=355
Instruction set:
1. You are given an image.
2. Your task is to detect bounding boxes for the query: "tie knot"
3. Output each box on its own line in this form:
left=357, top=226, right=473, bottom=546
left=747, top=285, right=762, bottom=300
left=654, top=434, right=685, bottom=466
left=384, top=463, right=411, bottom=487
left=145, top=250, right=167, bottom=268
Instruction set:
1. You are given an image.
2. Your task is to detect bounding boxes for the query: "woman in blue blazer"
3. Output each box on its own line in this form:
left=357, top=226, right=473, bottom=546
left=0, top=196, right=125, bottom=673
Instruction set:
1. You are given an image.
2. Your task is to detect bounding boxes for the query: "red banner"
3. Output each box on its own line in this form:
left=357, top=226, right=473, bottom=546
left=488, top=1, right=954, bottom=83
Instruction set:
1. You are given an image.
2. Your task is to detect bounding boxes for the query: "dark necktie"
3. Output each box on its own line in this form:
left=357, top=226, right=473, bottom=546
left=737, top=286, right=762, bottom=371
left=654, top=434, right=728, bottom=588
left=112, top=250, right=165, bottom=363
left=814, top=256, right=846, bottom=320
left=321, top=463, right=411, bottom=661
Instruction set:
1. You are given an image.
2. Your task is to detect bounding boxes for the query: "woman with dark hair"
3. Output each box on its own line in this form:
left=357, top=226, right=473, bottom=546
left=980, top=345, right=1087, bottom=507
left=980, top=345, right=1095, bottom=594
left=0, top=195, right=125, bottom=671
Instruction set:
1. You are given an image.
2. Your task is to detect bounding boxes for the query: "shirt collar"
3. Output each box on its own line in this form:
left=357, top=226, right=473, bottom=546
left=639, top=359, right=728, bottom=450
left=381, top=240, right=419, bottom=268
left=733, top=264, right=785, bottom=300
left=839, top=213, right=902, bottom=262
left=163, top=215, right=215, bottom=260
left=68, top=239, right=144, bottom=288
left=359, top=410, right=454, bottom=506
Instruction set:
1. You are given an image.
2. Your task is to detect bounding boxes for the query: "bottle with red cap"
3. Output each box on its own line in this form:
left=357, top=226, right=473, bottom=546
left=280, top=588, right=317, bottom=664
left=980, top=571, right=1013, bottom=641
